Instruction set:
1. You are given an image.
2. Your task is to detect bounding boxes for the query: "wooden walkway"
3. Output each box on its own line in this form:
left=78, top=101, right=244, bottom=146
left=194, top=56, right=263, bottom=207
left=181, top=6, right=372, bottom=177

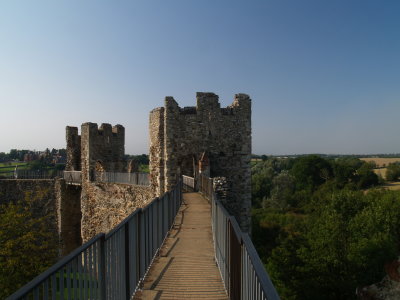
left=136, top=192, right=228, bottom=299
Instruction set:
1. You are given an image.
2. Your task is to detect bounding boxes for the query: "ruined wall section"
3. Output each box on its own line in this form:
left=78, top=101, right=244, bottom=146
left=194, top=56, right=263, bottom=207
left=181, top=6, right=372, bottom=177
left=149, top=108, right=165, bottom=196
left=150, top=92, right=252, bottom=231
left=55, top=180, right=82, bottom=255
left=66, top=126, right=81, bottom=171
left=80, top=123, right=125, bottom=182
left=80, top=183, right=152, bottom=242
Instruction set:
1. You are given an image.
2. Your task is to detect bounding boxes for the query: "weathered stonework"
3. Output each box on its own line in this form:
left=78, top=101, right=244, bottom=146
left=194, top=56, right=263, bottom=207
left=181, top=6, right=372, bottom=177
left=55, top=180, right=82, bottom=255
left=149, top=92, right=252, bottom=232
left=66, top=126, right=81, bottom=171
left=66, top=122, right=153, bottom=242
left=80, top=182, right=151, bottom=241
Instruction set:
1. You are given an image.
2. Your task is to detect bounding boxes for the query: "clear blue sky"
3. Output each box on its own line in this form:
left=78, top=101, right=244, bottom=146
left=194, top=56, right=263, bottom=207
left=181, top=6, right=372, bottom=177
left=1, top=0, right=399, bottom=155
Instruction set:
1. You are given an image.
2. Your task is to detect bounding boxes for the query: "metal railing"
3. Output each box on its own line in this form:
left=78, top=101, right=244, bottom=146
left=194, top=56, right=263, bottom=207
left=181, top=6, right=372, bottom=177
left=199, top=175, right=280, bottom=300
left=63, top=171, right=82, bottom=185
left=94, top=172, right=150, bottom=186
left=0, top=169, right=64, bottom=179
left=198, top=174, right=213, bottom=201
left=182, top=175, right=195, bottom=191
left=7, top=180, right=182, bottom=300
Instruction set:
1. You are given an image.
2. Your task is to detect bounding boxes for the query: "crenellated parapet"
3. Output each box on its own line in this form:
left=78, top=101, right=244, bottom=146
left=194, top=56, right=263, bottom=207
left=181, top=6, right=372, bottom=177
left=149, top=92, right=252, bottom=232
left=66, top=122, right=125, bottom=182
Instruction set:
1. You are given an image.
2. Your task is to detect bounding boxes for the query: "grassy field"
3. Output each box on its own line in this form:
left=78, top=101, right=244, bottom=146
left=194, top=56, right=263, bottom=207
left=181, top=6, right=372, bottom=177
left=359, top=157, right=400, bottom=168
left=359, top=157, right=400, bottom=190
left=0, top=162, right=28, bottom=172
left=381, top=182, right=400, bottom=191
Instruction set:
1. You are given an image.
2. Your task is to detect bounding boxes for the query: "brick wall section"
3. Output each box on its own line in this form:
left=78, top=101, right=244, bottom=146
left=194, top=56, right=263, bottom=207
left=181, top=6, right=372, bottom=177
left=149, top=92, right=252, bottom=232
left=80, top=182, right=152, bottom=242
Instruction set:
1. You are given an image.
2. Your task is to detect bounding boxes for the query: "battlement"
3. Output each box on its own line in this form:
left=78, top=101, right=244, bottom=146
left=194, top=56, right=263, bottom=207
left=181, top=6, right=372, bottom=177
left=149, top=92, right=252, bottom=231
left=151, top=92, right=251, bottom=117
left=80, top=122, right=124, bottom=137
left=66, top=122, right=125, bottom=179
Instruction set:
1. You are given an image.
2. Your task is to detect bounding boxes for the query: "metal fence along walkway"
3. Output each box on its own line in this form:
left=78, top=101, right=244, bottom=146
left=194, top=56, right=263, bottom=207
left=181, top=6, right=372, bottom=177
left=6, top=182, right=182, bottom=300
left=7, top=176, right=280, bottom=300
left=138, top=192, right=228, bottom=299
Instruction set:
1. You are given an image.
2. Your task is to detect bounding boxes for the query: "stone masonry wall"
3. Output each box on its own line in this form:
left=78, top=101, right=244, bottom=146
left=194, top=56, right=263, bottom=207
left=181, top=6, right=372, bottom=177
left=55, top=180, right=82, bottom=255
left=80, top=122, right=125, bottom=181
left=149, top=92, right=252, bottom=232
left=66, top=126, right=81, bottom=171
left=149, top=107, right=165, bottom=197
left=80, top=182, right=152, bottom=242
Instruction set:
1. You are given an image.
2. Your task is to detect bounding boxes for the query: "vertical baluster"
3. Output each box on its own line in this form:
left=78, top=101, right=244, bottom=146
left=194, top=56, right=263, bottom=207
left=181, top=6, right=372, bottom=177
left=89, top=245, right=93, bottom=300
left=66, top=262, right=71, bottom=300
left=73, top=258, right=78, bottom=300
left=93, top=241, right=98, bottom=300
left=59, top=267, right=64, bottom=300
left=51, top=272, right=57, bottom=300
left=44, top=278, right=49, bottom=300
left=84, top=250, right=88, bottom=300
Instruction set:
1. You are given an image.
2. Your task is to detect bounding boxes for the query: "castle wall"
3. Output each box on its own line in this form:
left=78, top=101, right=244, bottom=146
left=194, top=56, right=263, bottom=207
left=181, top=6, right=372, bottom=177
left=65, top=122, right=154, bottom=243
left=149, top=92, right=252, bottom=232
left=66, top=126, right=81, bottom=171
left=80, top=123, right=125, bottom=182
left=149, top=108, right=165, bottom=196
left=55, top=180, right=82, bottom=255
left=80, top=182, right=152, bottom=242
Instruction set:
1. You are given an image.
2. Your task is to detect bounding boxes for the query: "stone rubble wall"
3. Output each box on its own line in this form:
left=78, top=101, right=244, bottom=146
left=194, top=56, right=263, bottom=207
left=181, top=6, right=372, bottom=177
left=80, top=122, right=125, bottom=182
left=80, top=182, right=152, bottom=242
left=149, top=92, right=252, bottom=232
left=149, top=107, right=165, bottom=197
left=55, top=180, right=82, bottom=255
left=66, top=126, right=81, bottom=171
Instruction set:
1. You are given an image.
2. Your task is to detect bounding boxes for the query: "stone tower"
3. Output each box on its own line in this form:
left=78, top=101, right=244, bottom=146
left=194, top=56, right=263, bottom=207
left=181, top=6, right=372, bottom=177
left=149, top=92, right=252, bottom=232
left=66, top=123, right=125, bottom=181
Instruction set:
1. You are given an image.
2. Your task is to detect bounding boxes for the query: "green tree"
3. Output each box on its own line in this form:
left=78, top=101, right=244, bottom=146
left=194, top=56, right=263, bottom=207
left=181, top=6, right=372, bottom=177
left=263, top=171, right=296, bottom=209
left=267, top=190, right=400, bottom=300
left=386, top=162, right=400, bottom=181
left=0, top=202, right=58, bottom=298
left=290, top=155, right=333, bottom=191
left=356, top=162, right=379, bottom=189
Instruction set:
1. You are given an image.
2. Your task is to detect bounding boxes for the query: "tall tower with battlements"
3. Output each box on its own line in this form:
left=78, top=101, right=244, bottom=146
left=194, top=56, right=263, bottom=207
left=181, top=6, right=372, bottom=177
left=66, top=123, right=125, bottom=181
left=149, top=92, right=252, bottom=232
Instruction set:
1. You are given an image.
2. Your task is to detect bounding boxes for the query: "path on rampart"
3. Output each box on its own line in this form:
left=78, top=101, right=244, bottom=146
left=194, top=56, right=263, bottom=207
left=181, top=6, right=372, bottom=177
left=136, top=192, right=228, bottom=300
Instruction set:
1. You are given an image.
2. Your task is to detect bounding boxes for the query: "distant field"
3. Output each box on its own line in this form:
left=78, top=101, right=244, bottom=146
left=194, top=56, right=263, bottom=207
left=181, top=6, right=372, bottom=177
left=359, top=157, right=400, bottom=168
left=0, top=162, right=28, bottom=173
left=374, top=168, right=387, bottom=178
left=381, top=182, right=400, bottom=191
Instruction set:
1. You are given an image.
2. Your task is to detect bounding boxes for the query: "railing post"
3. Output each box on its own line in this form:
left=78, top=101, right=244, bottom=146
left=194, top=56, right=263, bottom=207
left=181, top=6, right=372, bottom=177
left=139, top=209, right=146, bottom=278
left=99, top=235, right=106, bottom=300
left=124, top=222, right=130, bottom=300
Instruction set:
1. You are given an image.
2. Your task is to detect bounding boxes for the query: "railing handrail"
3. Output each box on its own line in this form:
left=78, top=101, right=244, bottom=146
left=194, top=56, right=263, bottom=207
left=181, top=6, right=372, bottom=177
left=6, top=180, right=182, bottom=300
left=6, top=233, right=105, bottom=299
left=198, top=174, right=281, bottom=300
left=94, top=171, right=150, bottom=186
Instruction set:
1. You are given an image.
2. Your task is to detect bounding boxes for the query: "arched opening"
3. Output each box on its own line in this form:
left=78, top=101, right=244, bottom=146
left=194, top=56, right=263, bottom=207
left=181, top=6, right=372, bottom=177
left=179, top=154, right=197, bottom=177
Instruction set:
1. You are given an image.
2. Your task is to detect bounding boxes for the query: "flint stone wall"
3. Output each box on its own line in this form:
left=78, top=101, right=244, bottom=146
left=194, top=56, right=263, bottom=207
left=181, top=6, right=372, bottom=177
left=81, top=182, right=152, bottom=242
left=149, top=92, right=252, bottom=232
